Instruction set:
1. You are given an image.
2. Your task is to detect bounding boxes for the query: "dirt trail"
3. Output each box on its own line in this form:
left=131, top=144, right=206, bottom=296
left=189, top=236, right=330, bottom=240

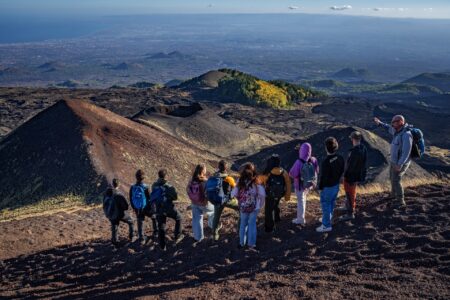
left=1, top=184, right=449, bottom=299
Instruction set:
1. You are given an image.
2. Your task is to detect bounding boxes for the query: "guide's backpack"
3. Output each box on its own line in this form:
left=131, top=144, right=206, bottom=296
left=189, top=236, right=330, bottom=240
left=187, top=181, right=205, bottom=205
left=300, top=159, right=317, bottom=190
left=103, top=193, right=119, bottom=221
left=237, top=184, right=257, bottom=213
left=131, top=184, right=147, bottom=210
left=206, top=175, right=227, bottom=205
left=266, top=171, right=286, bottom=199
left=150, top=185, right=167, bottom=208
left=408, top=127, right=425, bottom=159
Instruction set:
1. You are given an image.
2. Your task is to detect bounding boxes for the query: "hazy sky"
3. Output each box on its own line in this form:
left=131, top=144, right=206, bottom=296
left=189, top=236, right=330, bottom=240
left=1, top=0, right=449, bottom=19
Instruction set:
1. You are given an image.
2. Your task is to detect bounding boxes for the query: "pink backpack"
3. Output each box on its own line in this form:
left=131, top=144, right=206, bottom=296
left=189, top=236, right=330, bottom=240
left=187, top=181, right=205, bottom=205
left=237, top=184, right=257, bottom=213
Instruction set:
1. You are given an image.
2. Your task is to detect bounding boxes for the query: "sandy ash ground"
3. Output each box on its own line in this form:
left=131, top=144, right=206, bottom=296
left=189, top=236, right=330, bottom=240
left=0, top=184, right=449, bottom=299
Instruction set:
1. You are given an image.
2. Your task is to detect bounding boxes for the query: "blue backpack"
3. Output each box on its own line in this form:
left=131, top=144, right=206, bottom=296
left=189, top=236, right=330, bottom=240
left=131, top=184, right=147, bottom=210
left=408, top=127, right=425, bottom=159
left=150, top=185, right=167, bottom=207
left=206, top=175, right=227, bottom=205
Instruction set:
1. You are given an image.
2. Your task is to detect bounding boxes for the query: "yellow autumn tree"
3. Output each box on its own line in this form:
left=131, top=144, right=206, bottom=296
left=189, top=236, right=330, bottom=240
left=255, top=80, right=289, bottom=108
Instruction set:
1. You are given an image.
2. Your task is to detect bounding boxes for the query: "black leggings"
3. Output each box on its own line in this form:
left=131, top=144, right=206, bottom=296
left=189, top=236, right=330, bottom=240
left=265, top=196, right=281, bottom=232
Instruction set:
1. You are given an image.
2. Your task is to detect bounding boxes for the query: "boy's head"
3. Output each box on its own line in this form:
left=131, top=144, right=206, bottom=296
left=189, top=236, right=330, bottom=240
left=135, top=169, right=145, bottom=182
left=325, top=137, right=338, bottom=154
left=158, top=169, right=167, bottom=179
left=218, top=160, right=227, bottom=173
left=112, top=178, right=119, bottom=188
left=350, top=131, right=362, bottom=145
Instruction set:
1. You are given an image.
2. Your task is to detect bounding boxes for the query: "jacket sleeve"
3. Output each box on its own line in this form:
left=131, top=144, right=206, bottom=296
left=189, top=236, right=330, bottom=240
left=167, top=185, right=178, bottom=201
left=361, top=147, right=367, bottom=182
left=129, top=187, right=135, bottom=210
left=289, top=160, right=300, bottom=179
left=256, top=184, right=266, bottom=210
left=344, top=150, right=355, bottom=177
left=231, top=182, right=239, bottom=199
left=283, top=171, right=292, bottom=201
left=311, top=157, right=319, bottom=175
left=145, top=186, right=151, bottom=201
left=398, top=132, right=413, bottom=166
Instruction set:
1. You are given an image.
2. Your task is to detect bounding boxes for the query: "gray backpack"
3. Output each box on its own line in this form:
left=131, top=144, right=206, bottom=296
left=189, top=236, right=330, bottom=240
left=300, top=159, right=317, bottom=189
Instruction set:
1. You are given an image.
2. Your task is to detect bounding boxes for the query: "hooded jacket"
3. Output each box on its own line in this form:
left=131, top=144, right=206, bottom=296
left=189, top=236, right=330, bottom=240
left=289, top=143, right=319, bottom=191
left=259, top=167, right=292, bottom=201
left=379, top=122, right=413, bottom=167
left=104, top=187, right=129, bottom=222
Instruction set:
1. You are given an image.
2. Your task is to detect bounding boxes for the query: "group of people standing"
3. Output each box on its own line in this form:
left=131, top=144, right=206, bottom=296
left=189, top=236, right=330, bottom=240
left=103, top=115, right=417, bottom=250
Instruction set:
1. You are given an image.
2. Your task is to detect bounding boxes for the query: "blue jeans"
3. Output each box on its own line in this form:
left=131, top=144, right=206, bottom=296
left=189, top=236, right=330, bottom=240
left=192, top=203, right=214, bottom=241
left=320, top=184, right=340, bottom=228
left=239, top=210, right=258, bottom=247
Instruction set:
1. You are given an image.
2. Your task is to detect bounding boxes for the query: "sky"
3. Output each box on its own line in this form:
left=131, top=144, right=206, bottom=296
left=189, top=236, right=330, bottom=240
left=0, top=0, right=449, bottom=19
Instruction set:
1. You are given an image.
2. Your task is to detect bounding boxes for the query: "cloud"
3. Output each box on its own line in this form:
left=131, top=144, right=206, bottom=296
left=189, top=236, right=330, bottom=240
left=372, top=7, right=409, bottom=12
left=424, top=8, right=433, bottom=12
left=330, top=5, right=352, bottom=11
left=288, top=6, right=300, bottom=10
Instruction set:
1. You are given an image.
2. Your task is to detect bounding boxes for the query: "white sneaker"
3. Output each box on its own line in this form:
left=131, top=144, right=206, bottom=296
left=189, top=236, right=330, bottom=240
left=292, top=218, right=305, bottom=225
left=316, top=224, right=332, bottom=233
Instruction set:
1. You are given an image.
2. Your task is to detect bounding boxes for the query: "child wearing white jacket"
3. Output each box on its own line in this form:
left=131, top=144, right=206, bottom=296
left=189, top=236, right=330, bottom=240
left=231, top=162, right=266, bottom=249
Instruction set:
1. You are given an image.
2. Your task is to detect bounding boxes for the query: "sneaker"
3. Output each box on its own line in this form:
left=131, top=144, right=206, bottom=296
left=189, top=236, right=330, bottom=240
left=316, top=224, right=332, bottom=233
left=338, top=214, right=355, bottom=222
left=335, top=206, right=349, bottom=212
left=247, top=246, right=258, bottom=253
left=175, top=234, right=185, bottom=244
left=292, top=218, right=305, bottom=225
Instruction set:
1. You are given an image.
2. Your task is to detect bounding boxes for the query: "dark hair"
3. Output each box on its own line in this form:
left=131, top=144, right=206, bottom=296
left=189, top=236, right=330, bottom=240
left=325, top=137, right=338, bottom=154
left=112, top=178, right=119, bottom=188
left=238, top=162, right=256, bottom=190
left=192, top=164, right=206, bottom=182
left=135, top=169, right=145, bottom=182
left=263, top=154, right=281, bottom=175
left=218, top=160, right=227, bottom=173
left=158, top=169, right=167, bottom=179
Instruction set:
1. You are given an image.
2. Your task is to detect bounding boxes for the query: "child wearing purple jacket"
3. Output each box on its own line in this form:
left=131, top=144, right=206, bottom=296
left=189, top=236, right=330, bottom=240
left=289, top=143, right=319, bottom=225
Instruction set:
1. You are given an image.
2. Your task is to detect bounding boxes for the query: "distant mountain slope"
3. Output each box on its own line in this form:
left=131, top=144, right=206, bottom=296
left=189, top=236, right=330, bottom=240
left=403, top=72, right=450, bottom=92
left=179, top=69, right=322, bottom=108
left=0, top=100, right=217, bottom=211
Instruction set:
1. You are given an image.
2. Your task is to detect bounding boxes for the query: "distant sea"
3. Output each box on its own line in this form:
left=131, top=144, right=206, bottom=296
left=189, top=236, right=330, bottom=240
left=0, top=16, right=110, bottom=44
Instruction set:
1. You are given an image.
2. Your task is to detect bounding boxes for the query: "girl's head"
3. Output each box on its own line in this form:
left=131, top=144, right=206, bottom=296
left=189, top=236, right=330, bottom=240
left=263, top=154, right=281, bottom=175
left=238, top=162, right=256, bottom=189
left=192, top=164, right=206, bottom=181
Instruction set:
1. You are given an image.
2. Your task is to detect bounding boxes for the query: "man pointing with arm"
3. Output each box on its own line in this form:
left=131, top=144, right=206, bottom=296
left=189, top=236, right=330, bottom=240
left=374, top=115, right=413, bottom=208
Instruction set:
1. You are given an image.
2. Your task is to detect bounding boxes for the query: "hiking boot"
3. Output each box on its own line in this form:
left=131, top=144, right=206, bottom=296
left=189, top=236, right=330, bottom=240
left=338, top=213, right=355, bottom=222
left=292, top=218, right=305, bottom=225
left=175, top=234, right=185, bottom=245
left=316, top=224, right=332, bottom=233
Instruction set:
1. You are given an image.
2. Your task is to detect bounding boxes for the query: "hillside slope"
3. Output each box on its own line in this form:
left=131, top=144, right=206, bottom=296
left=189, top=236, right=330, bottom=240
left=0, top=100, right=218, bottom=212
left=179, top=69, right=321, bottom=108
left=0, top=184, right=448, bottom=298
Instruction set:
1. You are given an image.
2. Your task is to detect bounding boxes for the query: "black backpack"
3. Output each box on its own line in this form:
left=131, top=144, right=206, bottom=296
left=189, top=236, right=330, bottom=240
left=266, top=171, right=286, bottom=199
left=103, top=194, right=119, bottom=221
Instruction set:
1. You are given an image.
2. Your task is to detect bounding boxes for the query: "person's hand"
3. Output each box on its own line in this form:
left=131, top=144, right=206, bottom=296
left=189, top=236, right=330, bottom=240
left=373, top=117, right=381, bottom=125
left=394, top=165, right=402, bottom=173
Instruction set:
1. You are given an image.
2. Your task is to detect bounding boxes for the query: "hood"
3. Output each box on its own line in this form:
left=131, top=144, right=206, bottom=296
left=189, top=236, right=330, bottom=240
left=299, top=143, right=312, bottom=161
left=270, top=167, right=285, bottom=176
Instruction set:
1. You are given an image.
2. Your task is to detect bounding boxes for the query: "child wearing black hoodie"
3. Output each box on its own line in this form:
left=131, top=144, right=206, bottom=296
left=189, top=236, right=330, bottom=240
left=151, top=169, right=184, bottom=251
left=317, top=137, right=345, bottom=233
